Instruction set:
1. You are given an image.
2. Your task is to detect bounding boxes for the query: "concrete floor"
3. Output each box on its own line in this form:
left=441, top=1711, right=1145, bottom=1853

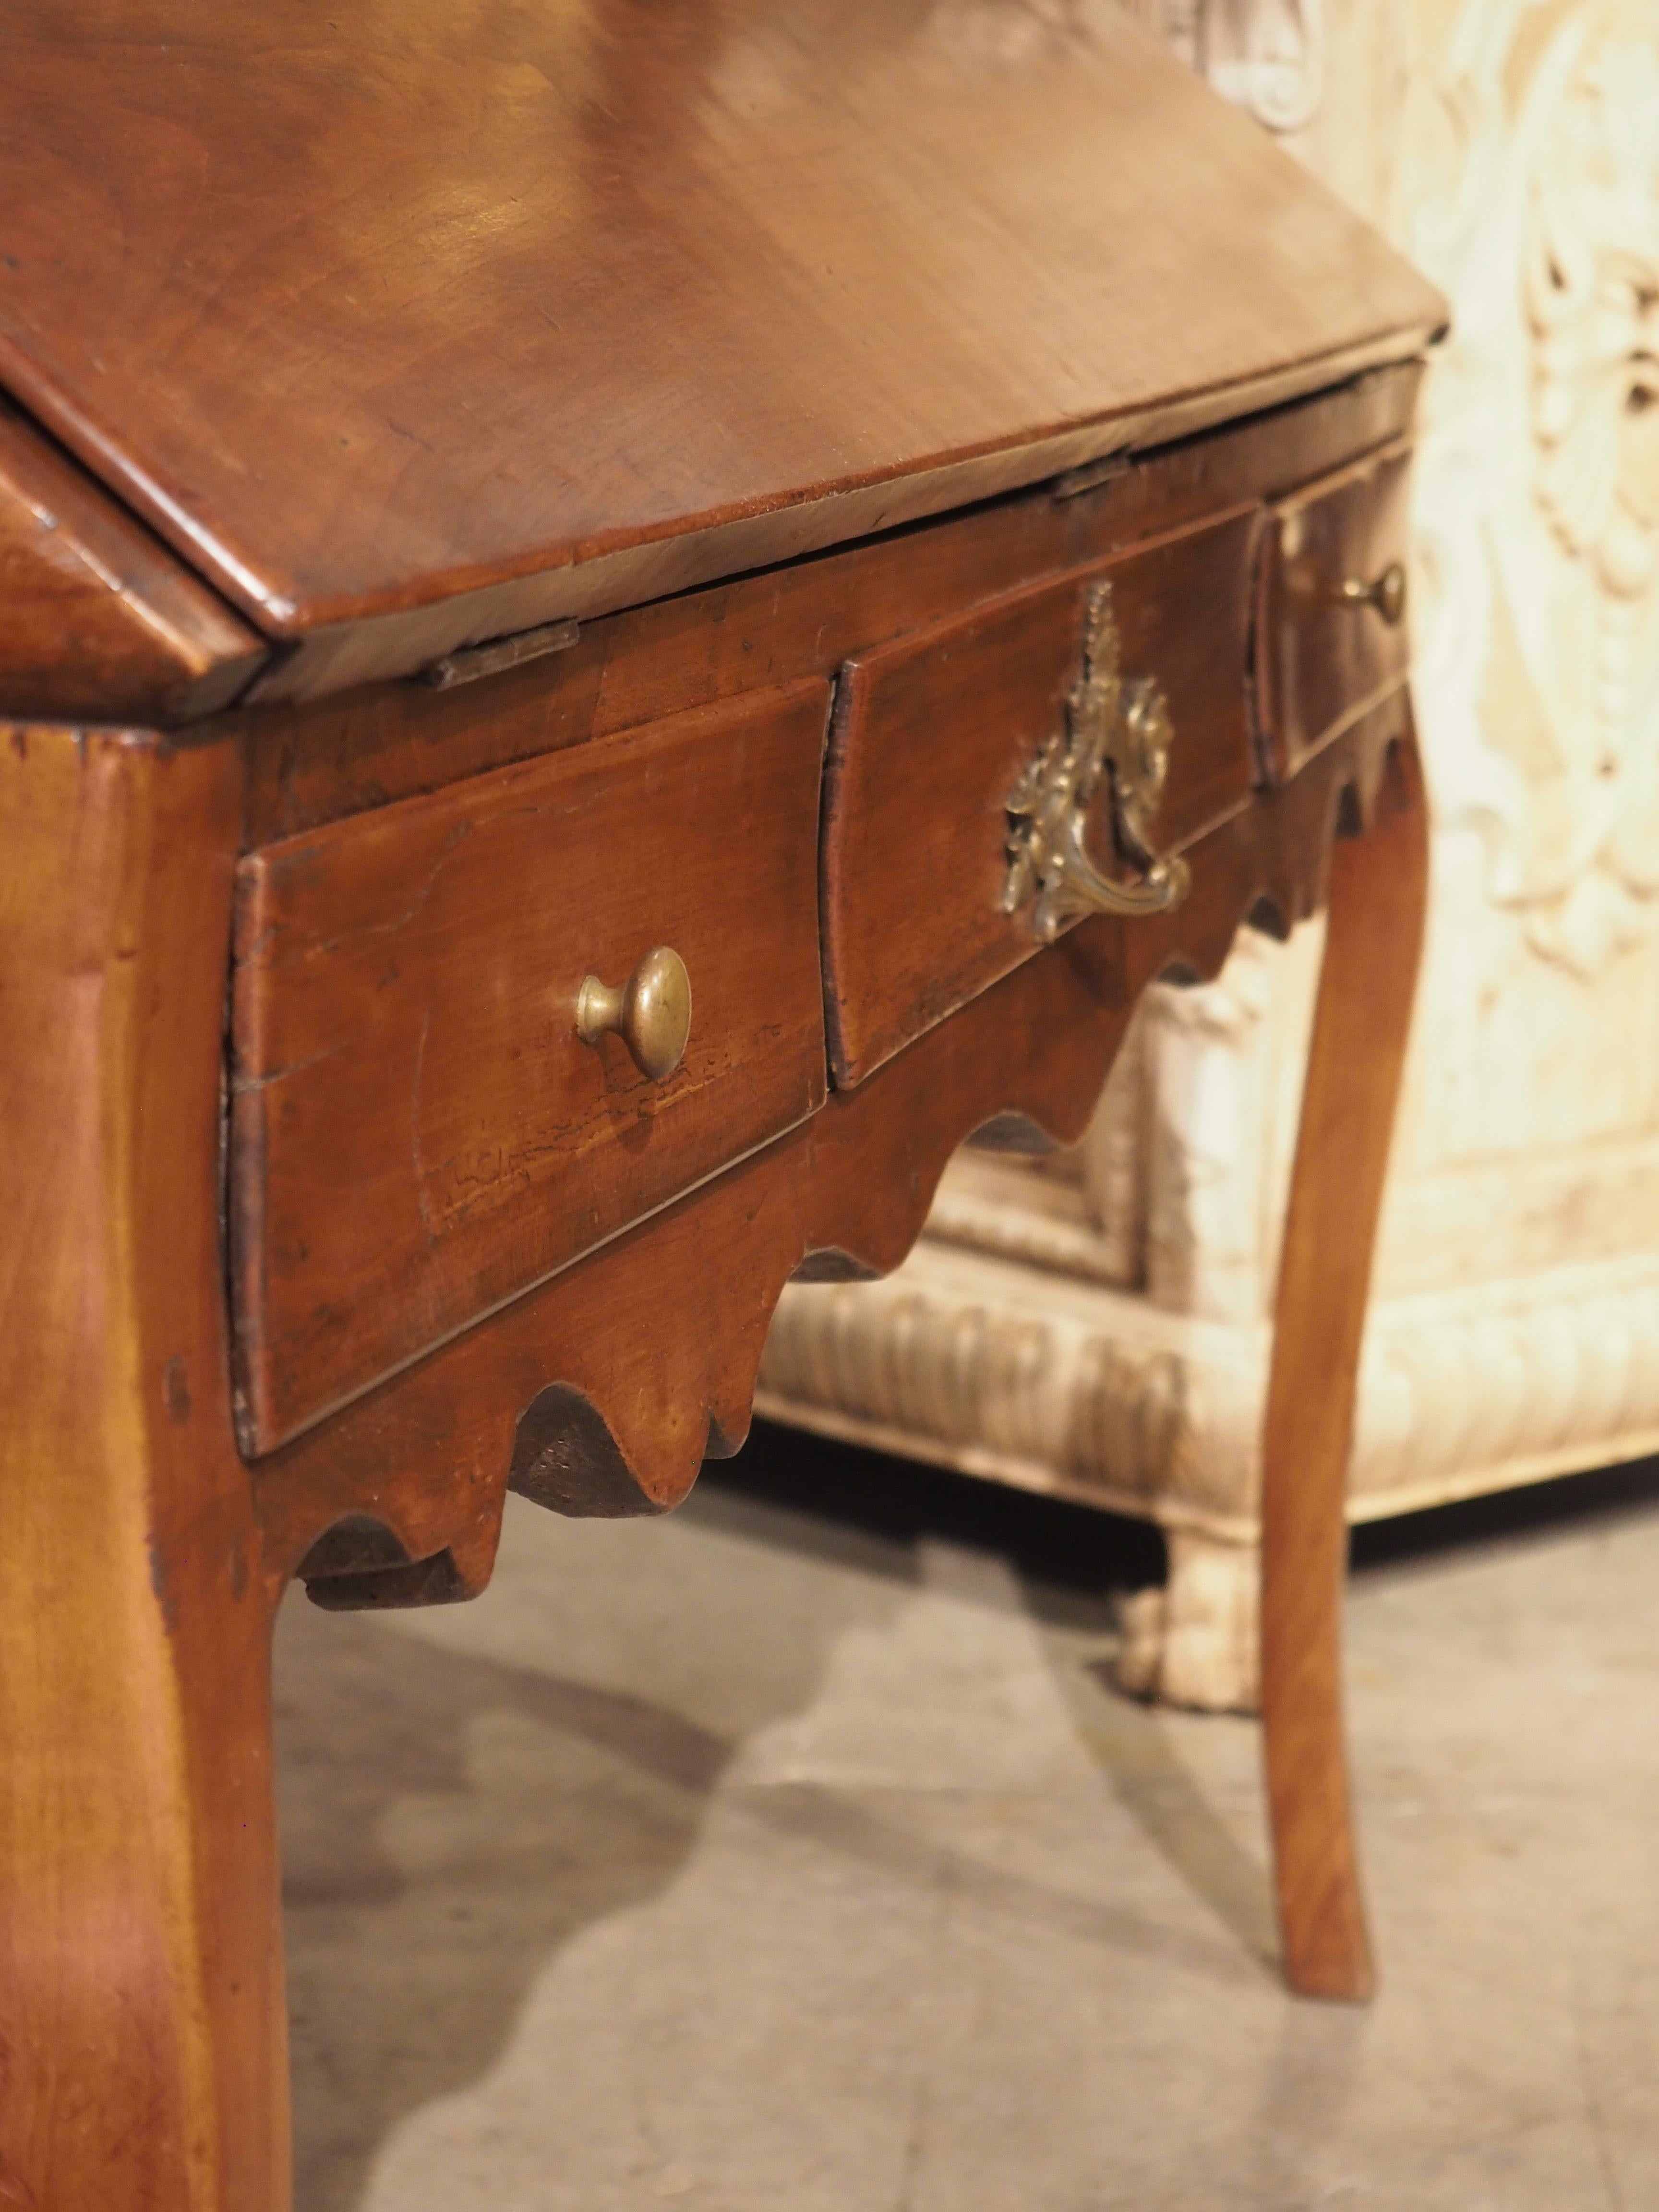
left=275, top=1427, right=1659, bottom=2211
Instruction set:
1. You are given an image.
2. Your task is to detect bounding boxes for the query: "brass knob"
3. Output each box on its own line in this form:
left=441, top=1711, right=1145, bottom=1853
left=1336, top=560, right=1407, bottom=626
left=576, top=945, right=691, bottom=1082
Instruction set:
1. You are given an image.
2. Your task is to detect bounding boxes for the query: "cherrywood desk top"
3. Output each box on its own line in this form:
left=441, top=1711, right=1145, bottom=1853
left=0, top=0, right=1442, bottom=698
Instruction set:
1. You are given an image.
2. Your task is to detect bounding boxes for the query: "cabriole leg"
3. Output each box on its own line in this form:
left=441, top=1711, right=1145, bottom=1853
left=1260, top=727, right=1429, bottom=2002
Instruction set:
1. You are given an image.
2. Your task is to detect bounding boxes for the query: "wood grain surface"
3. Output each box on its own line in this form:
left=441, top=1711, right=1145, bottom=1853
left=0, top=0, right=1442, bottom=688
left=250, top=697, right=1411, bottom=1579
left=236, top=369, right=1422, bottom=841
left=0, top=726, right=287, bottom=2212
left=1261, top=720, right=1429, bottom=2001
left=822, top=509, right=1260, bottom=1085
left=1255, top=440, right=1415, bottom=781
left=0, top=402, right=264, bottom=722
left=233, top=680, right=831, bottom=1453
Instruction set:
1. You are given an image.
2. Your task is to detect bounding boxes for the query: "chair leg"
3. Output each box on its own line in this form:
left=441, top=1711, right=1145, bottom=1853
left=0, top=730, right=290, bottom=2211
left=1259, top=727, right=1430, bottom=2001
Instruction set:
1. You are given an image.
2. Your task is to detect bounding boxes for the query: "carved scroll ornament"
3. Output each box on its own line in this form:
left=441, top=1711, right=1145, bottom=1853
left=1409, top=0, right=1659, bottom=985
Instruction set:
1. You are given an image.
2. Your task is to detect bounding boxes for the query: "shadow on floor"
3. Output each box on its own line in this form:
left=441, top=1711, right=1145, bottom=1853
left=720, top=1430, right=1284, bottom=1965
left=278, top=1423, right=1171, bottom=2205
left=707, top=1425, right=1282, bottom=1974
left=1349, top=1451, right=1659, bottom=1573
left=705, top=1416, right=1167, bottom=1618
left=279, top=1418, right=1659, bottom=2206
left=725, top=1419, right=1659, bottom=1591
left=276, top=1608, right=739, bottom=2212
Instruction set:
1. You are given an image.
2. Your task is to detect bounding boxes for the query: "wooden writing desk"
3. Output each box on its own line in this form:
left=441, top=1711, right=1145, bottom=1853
left=0, top=5, right=1444, bottom=2203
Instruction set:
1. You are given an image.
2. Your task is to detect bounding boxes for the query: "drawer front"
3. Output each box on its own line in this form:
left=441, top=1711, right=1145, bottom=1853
left=231, top=679, right=830, bottom=1454
left=821, top=508, right=1260, bottom=1086
left=1254, top=439, right=1412, bottom=781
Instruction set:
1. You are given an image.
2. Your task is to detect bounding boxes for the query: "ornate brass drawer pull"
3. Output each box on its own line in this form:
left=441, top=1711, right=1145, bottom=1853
left=1002, top=580, right=1190, bottom=942
left=1336, top=560, right=1407, bottom=625
left=577, top=945, right=692, bottom=1081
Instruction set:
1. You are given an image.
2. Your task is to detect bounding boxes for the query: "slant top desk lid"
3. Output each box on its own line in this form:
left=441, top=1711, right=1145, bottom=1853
left=0, top=0, right=1445, bottom=690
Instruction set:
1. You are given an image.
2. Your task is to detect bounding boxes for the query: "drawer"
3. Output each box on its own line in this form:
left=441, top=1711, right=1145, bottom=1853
left=821, top=508, right=1260, bottom=1086
left=1254, top=439, right=1412, bottom=781
left=230, top=678, right=831, bottom=1454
